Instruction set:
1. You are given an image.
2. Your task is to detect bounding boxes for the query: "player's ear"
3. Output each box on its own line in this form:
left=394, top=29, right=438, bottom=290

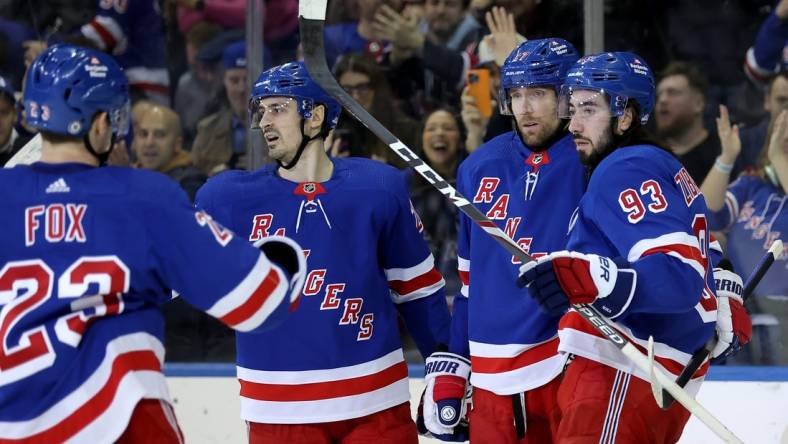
left=89, top=111, right=112, bottom=151
left=308, top=104, right=326, bottom=136
left=90, top=111, right=110, bottom=135
left=616, top=107, right=634, bottom=134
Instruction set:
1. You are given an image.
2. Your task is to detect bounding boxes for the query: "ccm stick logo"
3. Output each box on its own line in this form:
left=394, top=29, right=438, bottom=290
left=576, top=305, right=626, bottom=346
left=392, top=142, right=470, bottom=207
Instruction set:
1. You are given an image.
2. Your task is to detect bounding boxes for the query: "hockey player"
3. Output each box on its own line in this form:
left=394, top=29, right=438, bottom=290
left=418, top=38, right=584, bottom=443
left=194, top=61, right=451, bottom=444
left=518, top=52, right=752, bottom=442
left=0, top=45, right=306, bottom=443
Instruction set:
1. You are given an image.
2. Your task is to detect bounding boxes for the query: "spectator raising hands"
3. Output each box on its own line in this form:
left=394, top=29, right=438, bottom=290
left=767, top=110, right=788, bottom=194
left=372, top=3, right=423, bottom=62
left=483, top=6, right=521, bottom=67
left=461, top=86, right=490, bottom=153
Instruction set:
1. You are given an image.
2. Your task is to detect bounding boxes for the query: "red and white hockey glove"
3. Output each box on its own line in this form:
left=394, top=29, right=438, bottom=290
left=710, top=268, right=752, bottom=362
left=252, top=236, right=307, bottom=330
left=417, top=352, right=471, bottom=442
left=517, top=251, right=636, bottom=318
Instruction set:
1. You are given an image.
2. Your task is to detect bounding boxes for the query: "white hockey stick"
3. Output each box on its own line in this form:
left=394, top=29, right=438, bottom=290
left=298, top=1, right=743, bottom=441
left=4, top=133, right=42, bottom=167
left=657, top=238, right=784, bottom=410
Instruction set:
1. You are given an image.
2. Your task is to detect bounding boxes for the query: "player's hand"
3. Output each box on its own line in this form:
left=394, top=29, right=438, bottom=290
left=716, top=105, right=741, bottom=166
left=252, top=236, right=307, bottom=329
left=417, top=352, right=471, bottom=442
left=710, top=268, right=752, bottom=362
left=517, top=251, right=636, bottom=318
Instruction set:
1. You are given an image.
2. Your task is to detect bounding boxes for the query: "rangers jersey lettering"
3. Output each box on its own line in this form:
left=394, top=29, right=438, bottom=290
left=0, top=162, right=292, bottom=442
left=452, top=132, right=586, bottom=395
left=196, top=157, right=450, bottom=423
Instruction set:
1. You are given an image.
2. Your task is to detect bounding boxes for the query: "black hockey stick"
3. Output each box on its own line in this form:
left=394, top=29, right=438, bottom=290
left=660, top=239, right=784, bottom=409
left=298, top=1, right=741, bottom=441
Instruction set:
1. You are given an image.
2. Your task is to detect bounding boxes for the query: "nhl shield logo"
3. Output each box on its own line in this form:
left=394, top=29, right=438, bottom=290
left=532, top=154, right=544, bottom=165
left=303, top=183, right=316, bottom=194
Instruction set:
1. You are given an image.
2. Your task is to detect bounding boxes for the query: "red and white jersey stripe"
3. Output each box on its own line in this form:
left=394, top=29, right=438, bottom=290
left=457, top=256, right=470, bottom=298
left=81, top=16, right=125, bottom=53
left=469, top=337, right=567, bottom=395
left=0, top=333, right=170, bottom=443
left=627, top=232, right=706, bottom=278
left=237, top=349, right=410, bottom=423
left=558, top=311, right=707, bottom=397
left=124, top=67, right=171, bottom=96
left=206, top=253, right=290, bottom=332
left=385, top=254, right=445, bottom=303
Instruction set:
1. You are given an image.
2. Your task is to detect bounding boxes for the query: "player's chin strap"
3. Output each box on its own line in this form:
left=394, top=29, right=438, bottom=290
left=277, top=117, right=330, bottom=170
left=277, top=118, right=316, bottom=170
left=82, top=133, right=116, bottom=166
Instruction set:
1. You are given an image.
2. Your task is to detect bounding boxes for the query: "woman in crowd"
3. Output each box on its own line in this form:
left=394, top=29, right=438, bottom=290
left=411, top=108, right=466, bottom=298
left=332, top=52, right=421, bottom=168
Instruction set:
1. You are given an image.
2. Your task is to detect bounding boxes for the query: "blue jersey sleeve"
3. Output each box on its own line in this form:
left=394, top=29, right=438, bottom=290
left=148, top=179, right=290, bottom=334
left=746, top=12, right=788, bottom=84
left=381, top=172, right=450, bottom=357
left=586, top=154, right=710, bottom=317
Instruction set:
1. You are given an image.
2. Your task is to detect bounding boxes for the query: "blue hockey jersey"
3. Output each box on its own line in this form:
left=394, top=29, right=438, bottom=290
left=560, top=146, right=717, bottom=393
left=195, top=157, right=450, bottom=424
left=81, top=0, right=169, bottom=98
left=708, top=175, right=786, bottom=297
left=0, top=162, right=293, bottom=442
left=453, top=132, right=586, bottom=395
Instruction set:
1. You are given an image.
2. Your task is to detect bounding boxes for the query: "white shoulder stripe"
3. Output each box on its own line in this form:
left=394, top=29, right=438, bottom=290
left=384, top=254, right=434, bottom=281
left=458, top=257, right=470, bottom=272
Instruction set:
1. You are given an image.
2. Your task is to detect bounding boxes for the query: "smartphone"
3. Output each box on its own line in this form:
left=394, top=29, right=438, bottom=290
left=466, top=69, right=493, bottom=119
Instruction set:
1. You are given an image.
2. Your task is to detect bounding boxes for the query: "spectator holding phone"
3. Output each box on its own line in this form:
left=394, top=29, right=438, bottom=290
left=461, top=6, right=525, bottom=152
left=332, top=52, right=421, bottom=167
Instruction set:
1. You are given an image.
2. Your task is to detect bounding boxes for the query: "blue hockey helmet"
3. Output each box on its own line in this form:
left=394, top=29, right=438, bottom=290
left=499, top=38, right=579, bottom=115
left=558, top=51, right=655, bottom=125
left=249, top=61, right=341, bottom=130
left=23, top=44, right=130, bottom=138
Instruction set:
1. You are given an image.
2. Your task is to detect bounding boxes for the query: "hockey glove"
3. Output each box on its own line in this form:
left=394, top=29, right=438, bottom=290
left=252, top=236, right=307, bottom=330
left=517, top=251, right=636, bottom=319
left=710, top=268, right=752, bottom=362
left=417, top=352, right=471, bottom=442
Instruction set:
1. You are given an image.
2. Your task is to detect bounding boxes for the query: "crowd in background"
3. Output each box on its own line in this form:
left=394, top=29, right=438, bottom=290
left=0, top=0, right=786, bottom=365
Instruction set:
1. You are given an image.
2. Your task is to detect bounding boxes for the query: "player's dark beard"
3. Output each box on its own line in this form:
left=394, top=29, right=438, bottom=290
left=573, top=120, right=615, bottom=169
